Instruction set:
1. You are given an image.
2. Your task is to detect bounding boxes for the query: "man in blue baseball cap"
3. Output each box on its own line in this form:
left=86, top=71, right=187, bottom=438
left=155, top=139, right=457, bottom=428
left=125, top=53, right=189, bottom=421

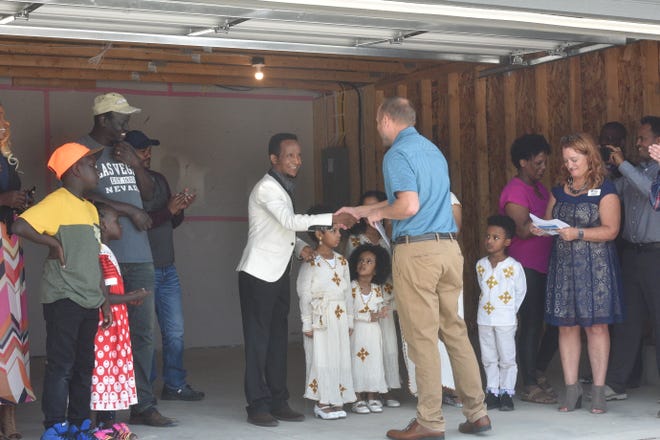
left=126, top=130, right=205, bottom=403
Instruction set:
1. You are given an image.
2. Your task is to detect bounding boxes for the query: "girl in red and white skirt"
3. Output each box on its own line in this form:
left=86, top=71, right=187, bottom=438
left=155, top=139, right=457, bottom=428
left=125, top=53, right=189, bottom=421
left=92, top=203, right=149, bottom=439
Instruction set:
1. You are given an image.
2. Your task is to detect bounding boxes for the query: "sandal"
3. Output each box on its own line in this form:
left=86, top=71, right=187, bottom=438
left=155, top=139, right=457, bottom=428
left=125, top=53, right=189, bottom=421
left=520, top=384, right=558, bottom=404
left=536, top=373, right=558, bottom=399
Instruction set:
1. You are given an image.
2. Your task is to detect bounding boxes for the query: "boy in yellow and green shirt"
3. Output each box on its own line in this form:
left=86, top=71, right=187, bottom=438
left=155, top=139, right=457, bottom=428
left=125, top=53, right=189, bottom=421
left=12, top=142, right=111, bottom=440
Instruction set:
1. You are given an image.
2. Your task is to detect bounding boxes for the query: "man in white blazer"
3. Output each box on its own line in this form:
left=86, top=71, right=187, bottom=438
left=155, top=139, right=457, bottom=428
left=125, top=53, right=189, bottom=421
left=237, top=133, right=355, bottom=427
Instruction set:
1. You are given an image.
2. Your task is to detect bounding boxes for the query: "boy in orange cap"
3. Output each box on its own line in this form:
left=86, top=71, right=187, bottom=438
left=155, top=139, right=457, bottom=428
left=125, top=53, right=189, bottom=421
left=12, top=142, right=112, bottom=440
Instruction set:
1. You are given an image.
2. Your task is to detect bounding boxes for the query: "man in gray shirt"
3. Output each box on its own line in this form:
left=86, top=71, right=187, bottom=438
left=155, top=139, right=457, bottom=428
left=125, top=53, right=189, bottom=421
left=80, top=93, right=175, bottom=427
left=605, top=116, right=660, bottom=408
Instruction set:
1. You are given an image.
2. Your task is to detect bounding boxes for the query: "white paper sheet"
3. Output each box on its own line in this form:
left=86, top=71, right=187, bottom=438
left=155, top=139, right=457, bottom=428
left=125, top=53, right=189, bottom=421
left=529, top=214, right=570, bottom=236
left=372, top=220, right=391, bottom=250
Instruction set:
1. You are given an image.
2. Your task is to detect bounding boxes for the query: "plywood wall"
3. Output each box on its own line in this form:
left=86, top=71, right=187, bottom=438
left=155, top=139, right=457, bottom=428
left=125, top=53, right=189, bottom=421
left=313, top=40, right=660, bottom=324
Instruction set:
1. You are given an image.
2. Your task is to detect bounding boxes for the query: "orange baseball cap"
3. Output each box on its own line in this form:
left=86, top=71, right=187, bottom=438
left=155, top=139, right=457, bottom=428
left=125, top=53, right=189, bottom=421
left=47, top=142, right=103, bottom=180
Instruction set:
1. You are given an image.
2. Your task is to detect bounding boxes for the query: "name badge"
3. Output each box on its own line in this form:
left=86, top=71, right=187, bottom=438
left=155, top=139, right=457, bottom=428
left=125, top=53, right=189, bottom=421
left=588, top=189, right=601, bottom=196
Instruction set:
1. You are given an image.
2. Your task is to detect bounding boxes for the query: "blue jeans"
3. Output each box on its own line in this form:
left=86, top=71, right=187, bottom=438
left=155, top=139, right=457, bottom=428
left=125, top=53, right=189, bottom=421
left=152, top=264, right=187, bottom=389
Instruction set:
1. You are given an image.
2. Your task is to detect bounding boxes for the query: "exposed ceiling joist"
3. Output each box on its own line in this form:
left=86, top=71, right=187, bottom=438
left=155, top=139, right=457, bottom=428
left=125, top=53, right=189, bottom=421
left=0, top=0, right=657, bottom=91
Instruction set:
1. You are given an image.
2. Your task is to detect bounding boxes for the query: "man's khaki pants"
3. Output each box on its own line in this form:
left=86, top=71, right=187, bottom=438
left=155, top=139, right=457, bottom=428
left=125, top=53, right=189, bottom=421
left=393, top=238, right=487, bottom=431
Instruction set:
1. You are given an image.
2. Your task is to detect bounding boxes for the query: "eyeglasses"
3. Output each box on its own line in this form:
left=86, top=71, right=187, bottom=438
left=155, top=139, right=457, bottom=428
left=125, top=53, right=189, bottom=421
left=358, top=258, right=375, bottom=265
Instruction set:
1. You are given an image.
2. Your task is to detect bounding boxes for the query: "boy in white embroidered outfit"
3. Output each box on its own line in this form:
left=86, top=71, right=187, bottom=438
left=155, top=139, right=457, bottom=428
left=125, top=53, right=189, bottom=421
left=476, top=215, right=527, bottom=411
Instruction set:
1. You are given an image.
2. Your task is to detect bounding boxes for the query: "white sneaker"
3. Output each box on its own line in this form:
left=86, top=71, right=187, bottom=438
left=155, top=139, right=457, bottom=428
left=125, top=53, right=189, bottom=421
left=314, top=405, right=340, bottom=420
left=385, top=398, right=401, bottom=407
left=351, top=401, right=370, bottom=414
left=367, top=400, right=383, bottom=413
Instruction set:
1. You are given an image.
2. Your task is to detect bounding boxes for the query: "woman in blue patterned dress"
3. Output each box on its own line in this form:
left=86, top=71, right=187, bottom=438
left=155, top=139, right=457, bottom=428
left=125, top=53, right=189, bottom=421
left=533, top=133, right=622, bottom=415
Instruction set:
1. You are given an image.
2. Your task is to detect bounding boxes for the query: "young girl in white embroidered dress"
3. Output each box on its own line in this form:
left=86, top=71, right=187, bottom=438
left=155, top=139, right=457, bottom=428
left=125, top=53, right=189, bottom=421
left=297, top=214, right=356, bottom=420
left=348, top=244, right=392, bottom=414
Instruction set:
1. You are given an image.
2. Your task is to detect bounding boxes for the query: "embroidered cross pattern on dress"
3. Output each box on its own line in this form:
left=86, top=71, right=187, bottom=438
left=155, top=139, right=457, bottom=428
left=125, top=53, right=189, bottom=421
left=334, top=305, right=344, bottom=319
left=503, top=266, right=514, bottom=278
left=499, top=291, right=512, bottom=304
left=477, top=264, right=485, bottom=276
left=356, top=347, right=370, bottom=361
left=483, top=301, right=495, bottom=314
left=486, top=275, right=498, bottom=288
left=308, top=378, right=318, bottom=393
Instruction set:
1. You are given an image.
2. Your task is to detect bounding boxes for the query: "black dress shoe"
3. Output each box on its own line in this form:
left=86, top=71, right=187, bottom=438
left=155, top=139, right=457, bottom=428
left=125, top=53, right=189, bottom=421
left=458, top=415, right=492, bottom=434
left=161, top=384, right=205, bottom=401
left=247, top=413, right=279, bottom=427
left=271, top=404, right=305, bottom=422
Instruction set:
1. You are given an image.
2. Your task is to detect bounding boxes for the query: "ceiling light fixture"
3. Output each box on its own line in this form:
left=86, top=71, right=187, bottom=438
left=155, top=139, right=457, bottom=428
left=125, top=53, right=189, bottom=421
left=252, top=56, right=265, bottom=80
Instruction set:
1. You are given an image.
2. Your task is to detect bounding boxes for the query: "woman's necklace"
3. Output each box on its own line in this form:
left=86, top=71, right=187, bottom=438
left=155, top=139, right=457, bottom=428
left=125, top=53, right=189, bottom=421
left=567, top=176, right=588, bottom=195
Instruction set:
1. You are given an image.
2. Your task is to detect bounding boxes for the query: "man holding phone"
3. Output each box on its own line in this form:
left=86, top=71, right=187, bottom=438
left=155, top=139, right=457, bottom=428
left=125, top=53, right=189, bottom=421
left=125, top=129, right=205, bottom=402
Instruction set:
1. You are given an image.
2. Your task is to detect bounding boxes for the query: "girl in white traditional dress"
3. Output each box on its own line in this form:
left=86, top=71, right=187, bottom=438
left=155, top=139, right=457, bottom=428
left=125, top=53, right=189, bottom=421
left=297, top=209, right=356, bottom=420
left=348, top=244, right=392, bottom=414
left=345, top=190, right=401, bottom=407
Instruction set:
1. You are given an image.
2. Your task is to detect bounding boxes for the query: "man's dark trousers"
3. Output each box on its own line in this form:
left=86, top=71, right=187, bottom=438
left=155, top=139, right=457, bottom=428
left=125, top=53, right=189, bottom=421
left=238, top=268, right=291, bottom=416
left=607, top=246, right=660, bottom=393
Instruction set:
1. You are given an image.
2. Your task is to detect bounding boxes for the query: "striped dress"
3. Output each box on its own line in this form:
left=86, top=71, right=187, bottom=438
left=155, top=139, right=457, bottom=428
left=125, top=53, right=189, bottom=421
left=0, top=155, right=35, bottom=405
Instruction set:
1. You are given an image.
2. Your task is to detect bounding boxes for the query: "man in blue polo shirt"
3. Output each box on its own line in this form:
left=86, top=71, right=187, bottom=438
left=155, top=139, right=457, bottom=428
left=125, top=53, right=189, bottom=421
left=340, top=97, right=489, bottom=440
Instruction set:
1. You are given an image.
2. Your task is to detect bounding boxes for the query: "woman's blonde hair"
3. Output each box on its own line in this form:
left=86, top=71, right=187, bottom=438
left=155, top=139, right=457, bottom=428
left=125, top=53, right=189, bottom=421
left=0, top=101, right=18, bottom=167
left=559, top=132, right=605, bottom=189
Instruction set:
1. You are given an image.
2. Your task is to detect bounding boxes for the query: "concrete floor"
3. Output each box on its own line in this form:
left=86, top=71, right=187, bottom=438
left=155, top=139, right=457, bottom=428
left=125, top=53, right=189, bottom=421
left=18, top=344, right=660, bottom=440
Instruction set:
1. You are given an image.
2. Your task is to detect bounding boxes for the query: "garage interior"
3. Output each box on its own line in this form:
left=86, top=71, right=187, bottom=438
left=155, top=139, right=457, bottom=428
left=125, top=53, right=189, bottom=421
left=0, top=1, right=659, bottom=438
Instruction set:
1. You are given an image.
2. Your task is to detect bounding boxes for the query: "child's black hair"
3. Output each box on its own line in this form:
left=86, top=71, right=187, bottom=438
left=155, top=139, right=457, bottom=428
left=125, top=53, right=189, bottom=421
left=487, top=214, right=516, bottom=239
left=306, top=204, right=334, bottom=243
left=349, top=190, right=387, bottom=235
left=348, top=244, right=391, bottom=285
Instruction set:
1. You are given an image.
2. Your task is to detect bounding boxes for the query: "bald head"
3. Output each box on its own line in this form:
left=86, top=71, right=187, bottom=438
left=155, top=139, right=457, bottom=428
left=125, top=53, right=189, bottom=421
left=378, top=97, right=416, bottom=126
left=376, top=97, right=417, bottom=146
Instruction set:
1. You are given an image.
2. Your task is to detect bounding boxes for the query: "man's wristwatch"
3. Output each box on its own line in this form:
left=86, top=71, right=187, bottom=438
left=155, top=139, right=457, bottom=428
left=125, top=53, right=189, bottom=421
left=578, top=228, right=584, bottom=240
